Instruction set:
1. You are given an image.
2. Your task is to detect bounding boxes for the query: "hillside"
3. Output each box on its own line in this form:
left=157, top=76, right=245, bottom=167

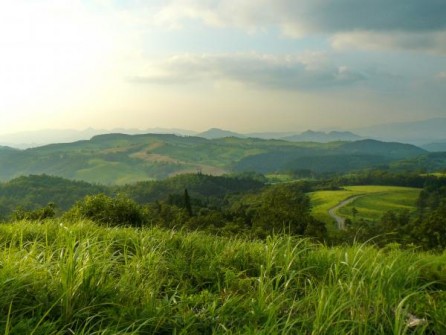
left=0, top=133, right=427, bottom=184
left=197, top=128, right=246, bottom=139
left=0, top=173, right=266, bottom=220
left=355, top=117, right=446, bottom=145
left=283, top=130, right=362, bottom=142
left=0, top=221, right=444, bottom=334
left=390, top=152, right=446, bottom=172
left=422, top=141, right=446, bottom=152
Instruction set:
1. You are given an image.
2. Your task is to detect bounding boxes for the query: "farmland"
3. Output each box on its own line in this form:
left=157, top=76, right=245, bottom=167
left=310, top=186, right=421, bottom=227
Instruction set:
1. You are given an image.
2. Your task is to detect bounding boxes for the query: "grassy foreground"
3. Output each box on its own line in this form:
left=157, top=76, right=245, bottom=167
left=0, top=221, right=445, bottom=334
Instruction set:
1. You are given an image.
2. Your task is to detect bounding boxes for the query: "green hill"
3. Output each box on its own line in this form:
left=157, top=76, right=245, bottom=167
left=0, top=173, right=266, bottom=219
left=0, top=133, right=427, bottom=184
left=390, top=152, right=446, bottom=172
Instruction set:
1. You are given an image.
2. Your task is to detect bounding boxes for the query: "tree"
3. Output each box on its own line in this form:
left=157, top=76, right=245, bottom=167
left=246, top=184, right=326, bottom=238
left=416, top=203, right=446, bottom=249
left=184, top=188, right=193, bottom=217
left=65, top=194, right=146, bottom=227
left=11, top=202, right=56, bottom=221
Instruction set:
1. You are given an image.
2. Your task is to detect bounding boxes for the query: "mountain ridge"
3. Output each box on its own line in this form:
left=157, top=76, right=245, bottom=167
left=0, top=133, right=428, bottom=184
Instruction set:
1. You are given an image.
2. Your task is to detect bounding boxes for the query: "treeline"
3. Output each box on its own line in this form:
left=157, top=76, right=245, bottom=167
left=335, top=169, right=446, bottom=188
left=13, top=179, right=327, bottom=240
left=0, top=173, right=264, bottom=220
left=2, top=172, right=446, bottom=249
left=0, top=175, right=107, bottom=218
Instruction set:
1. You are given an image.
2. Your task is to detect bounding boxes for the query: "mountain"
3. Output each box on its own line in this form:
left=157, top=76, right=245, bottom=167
left=354, top=118, right=446, bottom=145
left=282, top=130, right=362, bottom=142
left=233, top=139, right=425, bottom=174
left=0, top=128, right=197, bottom=149
left=197, top=128, right=246, bottom=139
left=337, top=139, right=425, bottom=159
left=0, top=133, right=429, bottom=184
left=390, top=152, right=446, bottom=172
left=421, top=141, right=446, bottom=152
left=245, top=131, right=299, bottom=139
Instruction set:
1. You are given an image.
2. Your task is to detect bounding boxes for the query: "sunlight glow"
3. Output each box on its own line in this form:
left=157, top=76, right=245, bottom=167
left=0, top=1, right=115, bottom=118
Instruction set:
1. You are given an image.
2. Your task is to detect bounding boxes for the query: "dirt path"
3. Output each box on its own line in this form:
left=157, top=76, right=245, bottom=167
left=328, top=195, right=364, bottom=230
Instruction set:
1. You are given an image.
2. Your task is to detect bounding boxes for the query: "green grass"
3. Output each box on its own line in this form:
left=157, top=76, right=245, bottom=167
left=310, top=186, right=421, bottom=227
left=421, top=172, right=446, bottom=178
left=338, top=188, right=420, bottom=222
left=0, top=220, right=444, bottom=334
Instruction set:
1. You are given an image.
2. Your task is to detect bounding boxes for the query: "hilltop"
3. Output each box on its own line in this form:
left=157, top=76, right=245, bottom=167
left=0, top=133, right=428, bottom=184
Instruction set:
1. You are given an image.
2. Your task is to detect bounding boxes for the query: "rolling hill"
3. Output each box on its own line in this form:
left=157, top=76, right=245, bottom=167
left=0, top=133, right=428, bottom=184
left=354, top=117, right=446, bottom=145
left=282, top=130, right=362, bottom=142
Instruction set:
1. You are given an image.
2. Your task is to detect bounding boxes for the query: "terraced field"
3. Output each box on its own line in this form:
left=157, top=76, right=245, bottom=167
left=310, top=186, right=421, bottom=228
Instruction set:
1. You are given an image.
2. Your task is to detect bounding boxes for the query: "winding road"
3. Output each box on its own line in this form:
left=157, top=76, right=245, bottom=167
left=328, top=195, right=364, bottom=230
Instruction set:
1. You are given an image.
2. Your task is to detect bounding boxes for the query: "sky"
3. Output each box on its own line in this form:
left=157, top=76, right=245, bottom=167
left=0, top=0, right=445, bottom=134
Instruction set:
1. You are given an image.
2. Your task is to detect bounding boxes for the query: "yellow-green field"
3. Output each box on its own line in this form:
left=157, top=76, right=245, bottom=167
left=310, top=186, right=421, bottom=227
left=422, top=172, right=446, bottom=178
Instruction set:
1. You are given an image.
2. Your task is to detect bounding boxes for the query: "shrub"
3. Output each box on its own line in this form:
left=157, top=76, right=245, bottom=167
left=65, top=194, right=146, bottom=227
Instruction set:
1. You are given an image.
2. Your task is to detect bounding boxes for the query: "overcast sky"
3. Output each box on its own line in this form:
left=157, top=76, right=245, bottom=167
left=0, top=0, right=445, bottom=134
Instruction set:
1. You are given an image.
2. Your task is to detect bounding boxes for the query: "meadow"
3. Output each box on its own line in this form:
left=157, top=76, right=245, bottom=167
left=310, top=186, right=421, bottom=227
left=0, top=220, right=445, bottom=334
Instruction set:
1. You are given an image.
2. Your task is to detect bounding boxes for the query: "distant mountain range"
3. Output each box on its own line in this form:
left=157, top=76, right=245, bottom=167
left=197, top=128, right=362, bottom=142
left=0, top=127, right=197, bottom=149
left=197, top=128, right=246, bottom=139
left=354, top=118, right=446, bottom=146
left=421, top=141, right=446, bottom=152
left=1, top=117, right=446, bottom=150
left=282, top=130, right=362, bottom=142
left=0, top=133, right=429, bottom=184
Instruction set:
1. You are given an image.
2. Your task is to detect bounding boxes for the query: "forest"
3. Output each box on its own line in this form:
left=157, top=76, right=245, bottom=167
left=1, top=171, right=445, bottom=250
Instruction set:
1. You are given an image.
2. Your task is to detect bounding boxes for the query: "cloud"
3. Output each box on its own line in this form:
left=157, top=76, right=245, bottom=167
left=129, top=53, right=365, bottom=90
left=331, top=31, right=446, bottom=55
left=155, top=0, right=446, bottom=32
left=153, top=0, right=446, bottom=53
left=436, top=71, right=446, bottom=79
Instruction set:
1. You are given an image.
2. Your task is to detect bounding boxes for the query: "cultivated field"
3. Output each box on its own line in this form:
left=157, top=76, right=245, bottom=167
left=310, top=186, right=421, bottom=227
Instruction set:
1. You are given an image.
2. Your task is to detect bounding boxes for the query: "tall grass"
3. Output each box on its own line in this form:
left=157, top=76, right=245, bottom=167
left=0, top=220, right=444, bottom=334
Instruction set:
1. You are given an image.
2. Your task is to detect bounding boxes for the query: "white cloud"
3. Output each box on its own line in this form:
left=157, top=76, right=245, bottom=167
left=151, top=0, right=446, bottom=54
left=331, top=31, right=446, bottom=55
left=129, top=53, right=365, bottom=90
left=436, top=71, right=446, bottom=79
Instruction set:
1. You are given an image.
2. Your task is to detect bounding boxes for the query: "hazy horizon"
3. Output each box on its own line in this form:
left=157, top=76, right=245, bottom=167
left=1, top=1, right=445, bottom=135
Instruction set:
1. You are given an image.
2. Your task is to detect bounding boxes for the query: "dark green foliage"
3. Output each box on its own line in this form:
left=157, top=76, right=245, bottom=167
left=0, top=174, right=106, bottom=219
left=65, top=194, right=146, bottom=227
left=227, top=183, right=327, bottom=239
left=11, top=202, right=56, bottom=221
left=119, top=172, right=265, bottom=204
left=184, top=188, right=193, bottom=216
left=414, top=203, right=446, bottom=250
left=0, top=173, right=264, bottom=220
left=335, top=170, right=429, bottom=188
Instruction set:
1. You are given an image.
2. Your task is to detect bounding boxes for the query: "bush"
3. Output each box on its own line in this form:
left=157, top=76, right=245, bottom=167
left=65, top=194, right=146, bottom=227
left=11, top=203, right=56, bottom=221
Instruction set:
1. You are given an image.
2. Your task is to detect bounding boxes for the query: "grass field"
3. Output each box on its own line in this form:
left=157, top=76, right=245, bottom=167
left=0, top=220, right=445, bottom=334
left=310, top=186, right=421, bottom=228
